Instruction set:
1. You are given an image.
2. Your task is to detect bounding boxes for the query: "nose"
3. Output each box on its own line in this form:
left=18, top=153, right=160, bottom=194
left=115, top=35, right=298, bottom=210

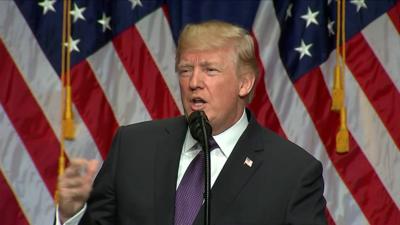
left=189, top=68, right=204, bottom=90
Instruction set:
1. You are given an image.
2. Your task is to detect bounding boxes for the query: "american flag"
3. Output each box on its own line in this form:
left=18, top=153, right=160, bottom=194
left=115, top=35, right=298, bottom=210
left=0, top=0, right=399, bottom=224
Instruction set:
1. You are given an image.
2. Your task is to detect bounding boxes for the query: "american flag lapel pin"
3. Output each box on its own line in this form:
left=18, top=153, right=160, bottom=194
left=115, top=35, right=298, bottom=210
left=244, top=157, right=253, bottom=167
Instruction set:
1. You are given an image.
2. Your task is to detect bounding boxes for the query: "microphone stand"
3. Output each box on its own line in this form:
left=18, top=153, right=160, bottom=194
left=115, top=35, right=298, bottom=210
left=200, top=118, right=211, bottom=225
left=188, top=110, right=212, bottom=225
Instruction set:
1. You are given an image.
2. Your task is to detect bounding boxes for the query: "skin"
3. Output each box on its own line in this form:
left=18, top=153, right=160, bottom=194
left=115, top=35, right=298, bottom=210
left=177, top=46, right=255, bottom=135
left=58, top=159, right=99, bottom=223
left=58, top=45, right=256, bottom=223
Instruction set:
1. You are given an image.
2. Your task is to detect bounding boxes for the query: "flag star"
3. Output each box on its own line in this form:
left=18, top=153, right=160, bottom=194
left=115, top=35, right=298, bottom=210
left=64, top=36, right=80, bottom=52
left=38, top=0, right=56, bottom=15
left=351, top=0, right=367, bottom=12
left=98, top=13, right=111, bottom=32
left=301, top=7, right=320, bottom=27
left=327, top=19, right=335, bottom=36
left=294, top=40, right=313, bottom=59
left=129, top=0, right=143, bottom=10
left=70, top=3, right=86, bottom=23
left=285, top=3, right=293, bottom=20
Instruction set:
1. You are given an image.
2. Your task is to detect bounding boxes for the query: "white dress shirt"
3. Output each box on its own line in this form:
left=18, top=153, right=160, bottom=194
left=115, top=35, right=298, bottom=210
left=176, top=110, right=249, bottom=188
left=57, top=110, right=248, bottom=225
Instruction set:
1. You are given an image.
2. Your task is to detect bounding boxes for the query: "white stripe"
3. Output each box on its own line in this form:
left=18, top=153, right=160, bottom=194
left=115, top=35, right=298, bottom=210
left=0, top=105, right=54, bottom=225
left=253, top=2, right=370, bottom=225
left=320, top=52, right=400, bottom=208
left=87, top=42, right=152, bottom=125
left=0, top=1, right=101, bottom=161
left=362, top=13, right=400, bottom=92
left=136, top=8, right=184, bottom=114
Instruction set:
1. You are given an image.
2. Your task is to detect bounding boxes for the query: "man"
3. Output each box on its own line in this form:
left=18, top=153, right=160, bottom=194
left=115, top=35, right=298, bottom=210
left=57, top=20, right=327, bottom=225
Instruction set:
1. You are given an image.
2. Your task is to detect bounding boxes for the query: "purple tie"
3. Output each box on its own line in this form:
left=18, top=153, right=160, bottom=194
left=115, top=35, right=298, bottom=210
left=174, top=138, right=219, bottom=225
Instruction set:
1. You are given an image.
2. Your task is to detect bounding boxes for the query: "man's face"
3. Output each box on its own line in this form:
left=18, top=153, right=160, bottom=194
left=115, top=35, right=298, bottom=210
left=177, top=47, right=253, bottom=135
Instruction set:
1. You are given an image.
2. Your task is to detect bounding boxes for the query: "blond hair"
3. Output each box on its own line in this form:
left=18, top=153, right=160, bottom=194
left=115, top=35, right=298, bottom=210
left=176, top=20, right=259, bottom=102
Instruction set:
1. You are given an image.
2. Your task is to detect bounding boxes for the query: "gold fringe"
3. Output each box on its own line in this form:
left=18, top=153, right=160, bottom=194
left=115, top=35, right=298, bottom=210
left=63, top=85, right=75, bottom=139
left=63, top=0, right=75, bottom=140
left=55, top=0, right=71, bottom=203
left=331, top=65, right=344, bottom=111
left=336, top=108, right=349, bottom=153
left=332, top=0, right=349, bottom=153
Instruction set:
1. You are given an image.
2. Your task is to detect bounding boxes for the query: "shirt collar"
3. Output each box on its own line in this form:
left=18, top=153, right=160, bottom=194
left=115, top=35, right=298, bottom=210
left=182, top=110, right=249, bottom=157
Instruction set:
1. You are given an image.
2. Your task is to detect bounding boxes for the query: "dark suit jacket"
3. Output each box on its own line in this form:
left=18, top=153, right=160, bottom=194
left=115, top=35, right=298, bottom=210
left=79, top=112, right=327, bottom=225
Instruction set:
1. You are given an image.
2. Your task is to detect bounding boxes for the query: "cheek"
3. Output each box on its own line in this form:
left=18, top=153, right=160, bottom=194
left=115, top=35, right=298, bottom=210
left=179, top=79, right=188, bottom=94
left=212, top=82, right=238, bottom=105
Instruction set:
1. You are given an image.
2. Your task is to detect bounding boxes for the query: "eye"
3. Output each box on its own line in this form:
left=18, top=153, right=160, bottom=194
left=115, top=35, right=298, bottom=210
left=206, top=67, right=220, bottom=75
left=178, top=68, right=192, bottom=77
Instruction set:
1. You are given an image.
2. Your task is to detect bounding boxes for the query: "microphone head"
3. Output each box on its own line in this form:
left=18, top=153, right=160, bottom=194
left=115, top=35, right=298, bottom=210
left=188, top=111, right=212, bottom=145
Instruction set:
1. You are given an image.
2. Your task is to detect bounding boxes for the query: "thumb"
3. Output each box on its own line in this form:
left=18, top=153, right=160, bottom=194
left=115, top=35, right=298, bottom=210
left=86, top=160, right=99, bottom=178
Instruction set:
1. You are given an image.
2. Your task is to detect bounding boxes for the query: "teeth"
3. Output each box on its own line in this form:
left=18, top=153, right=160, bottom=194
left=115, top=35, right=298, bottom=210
left=192, top=98, right=205, bottom=103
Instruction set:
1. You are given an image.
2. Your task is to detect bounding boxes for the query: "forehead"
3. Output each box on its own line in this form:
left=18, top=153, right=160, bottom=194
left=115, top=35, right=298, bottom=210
left=178, top=47, right=235, bottom=66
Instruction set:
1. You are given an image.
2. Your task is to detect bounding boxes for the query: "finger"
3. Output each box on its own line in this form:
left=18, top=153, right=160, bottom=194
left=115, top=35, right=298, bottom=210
left=59, top=176, right=85, bottom=189
left=59, top=186, right=92, bottom=202
left=63, top=165, right=84, bottom=178
left=64, top=159, right=91, bottom=177
left=86, top=160, right=100, bottom=178
left=70, top=158, right=90, bottom=175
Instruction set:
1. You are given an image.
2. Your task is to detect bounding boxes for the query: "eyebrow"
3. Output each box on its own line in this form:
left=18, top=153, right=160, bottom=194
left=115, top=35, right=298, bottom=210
left=177, top=60, right=224, bottom=69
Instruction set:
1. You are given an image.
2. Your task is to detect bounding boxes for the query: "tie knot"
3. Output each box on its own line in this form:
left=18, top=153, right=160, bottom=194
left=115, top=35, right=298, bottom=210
left=208, top=137, right=219, bottom=151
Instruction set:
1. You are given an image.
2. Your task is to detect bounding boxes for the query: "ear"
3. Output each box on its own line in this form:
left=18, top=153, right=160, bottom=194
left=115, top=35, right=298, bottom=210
left=238, top=73, right=256, bottom=98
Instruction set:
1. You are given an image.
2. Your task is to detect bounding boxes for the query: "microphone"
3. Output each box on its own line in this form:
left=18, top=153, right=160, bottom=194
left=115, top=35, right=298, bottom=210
left=187, top=110, right=212, bottom=225
left=188, top=110, right=212, bottom=146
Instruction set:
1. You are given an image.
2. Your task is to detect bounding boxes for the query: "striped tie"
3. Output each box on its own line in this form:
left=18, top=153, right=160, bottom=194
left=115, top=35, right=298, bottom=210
left=174, top=137, right=219, bottom=225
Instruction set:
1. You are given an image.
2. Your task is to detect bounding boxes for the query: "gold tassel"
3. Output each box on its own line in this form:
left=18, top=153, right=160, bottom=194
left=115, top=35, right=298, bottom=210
left=331, top=65, right=344, bottom=111
left=336, top=108, right=349, bottom=153
left=332, top=0, right=350, bottom=153
left=55, top=0, right=72, bottom=203
left=63, top=85, right=75, bottom=139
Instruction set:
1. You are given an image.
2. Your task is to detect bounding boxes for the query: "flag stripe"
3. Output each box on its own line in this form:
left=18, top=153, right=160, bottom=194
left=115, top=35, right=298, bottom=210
left=71, top=61, right=119, bottom=159
left=136, top=8, right=183, bottom=114
left=0, top=1, right=61, bottom=139
left=0, top=39, right=58, bottom=195
left=0, top=171, right=30, bottom=225
left=387, top=1, right=400, bottom=34
left=0, top=1, right=102, bottom=163
left=0, top=104, right=55, bottom=225
left=112, top=26, right=181, bottom=119
left=362, top=12, right=400, bottom=92
left=63, top=105, right=104, bottom=160
left=249, top=34, right=286, bottom=138
left=320, top=52, right=400, bottom=207
left=87, top=42, right=152, bottom=125
left=253, top=3, right=369, bottom=225
left=252, top=33, right=337, bottom=225
left=345, top=33, right=400, bottom=150
left=294, top=67, right=400, bottom=225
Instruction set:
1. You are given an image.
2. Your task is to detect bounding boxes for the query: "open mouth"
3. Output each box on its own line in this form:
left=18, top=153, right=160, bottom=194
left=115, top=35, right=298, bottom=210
left=190, top=97, right=207, bottom=109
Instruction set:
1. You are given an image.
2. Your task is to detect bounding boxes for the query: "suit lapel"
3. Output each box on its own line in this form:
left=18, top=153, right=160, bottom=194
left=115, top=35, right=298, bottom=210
left=154, top=117, right=188, bottom=225
left=193, top=115, right=265, bottom=225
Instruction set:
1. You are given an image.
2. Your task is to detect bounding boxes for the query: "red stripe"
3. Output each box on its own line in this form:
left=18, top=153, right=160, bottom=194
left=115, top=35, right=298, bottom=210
left=325, top=209, right=337, bottom=225
left=387, top=1, right=400, bottom=34
left=161, top=3, right=171, bottom=24
left=112, top=26, right=181, bottom=119
left=0, top=171, right=30, bottom=225
left=294, top=67, right=400, bottom=225
left=71, top=61, right=119, bottom=159
left=249, top=34, right=286, bottom=138
left=346, top=33, right=400, bottom=150
left=0, top=40, right=58, bottom=195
